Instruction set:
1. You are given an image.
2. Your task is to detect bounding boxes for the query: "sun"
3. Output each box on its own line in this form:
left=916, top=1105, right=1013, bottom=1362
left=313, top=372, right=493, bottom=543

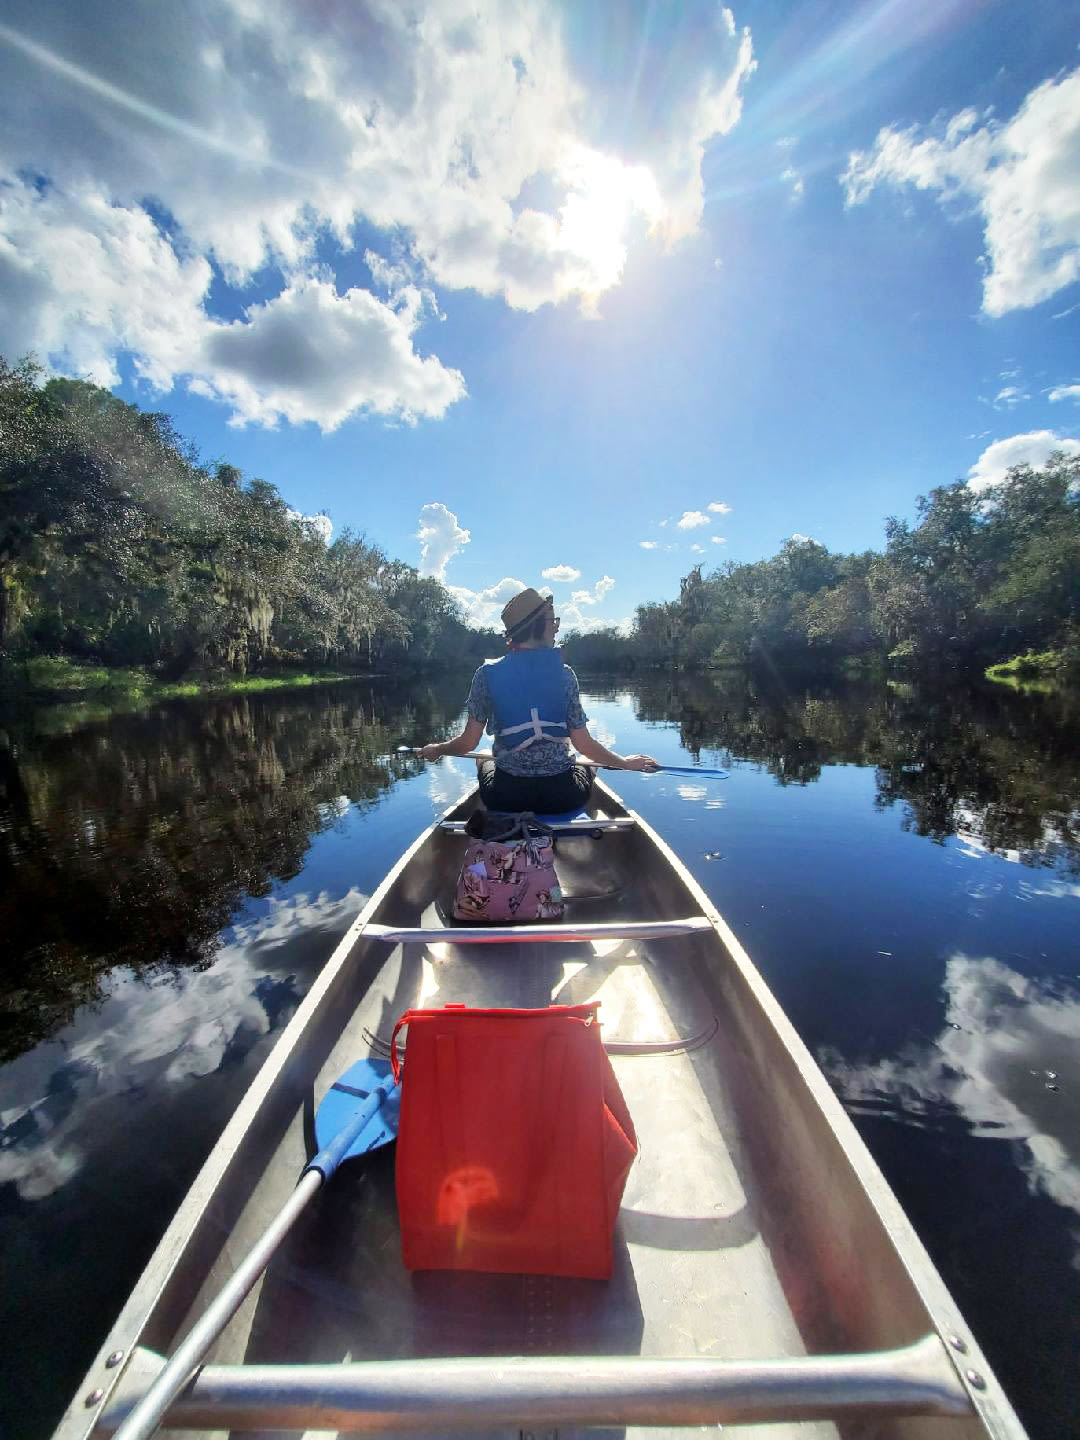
left=555, top=145, right=665, bottom=301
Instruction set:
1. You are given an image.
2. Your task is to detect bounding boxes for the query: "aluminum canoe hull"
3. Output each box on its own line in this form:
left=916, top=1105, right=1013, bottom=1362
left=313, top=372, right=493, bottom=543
left=57, top=781, right=1026, bottom=1440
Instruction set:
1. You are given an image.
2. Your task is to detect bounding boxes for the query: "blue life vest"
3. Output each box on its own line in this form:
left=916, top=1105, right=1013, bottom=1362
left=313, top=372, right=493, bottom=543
left=485, top=649, right=570, bottom=754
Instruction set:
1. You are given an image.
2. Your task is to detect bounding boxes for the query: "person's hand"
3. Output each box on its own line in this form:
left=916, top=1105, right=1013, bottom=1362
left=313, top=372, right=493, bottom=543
left=621, top=754, right=659, bottom=772
left=420, top=743, right=443, bottom=761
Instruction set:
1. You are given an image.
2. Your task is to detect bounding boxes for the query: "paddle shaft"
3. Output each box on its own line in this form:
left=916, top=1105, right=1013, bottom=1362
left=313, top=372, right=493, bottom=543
left=112, top=1078, right=396, bottom=1440
left=400, top=749, right=728, bottom=779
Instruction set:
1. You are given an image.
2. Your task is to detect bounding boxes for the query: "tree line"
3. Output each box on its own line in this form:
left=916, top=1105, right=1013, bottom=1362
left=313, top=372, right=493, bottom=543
left=3, top=355, right=1077, bottom=682
left=564, top=454, right=1080, bottom=677
left=0, top=358, right=496, bottom=678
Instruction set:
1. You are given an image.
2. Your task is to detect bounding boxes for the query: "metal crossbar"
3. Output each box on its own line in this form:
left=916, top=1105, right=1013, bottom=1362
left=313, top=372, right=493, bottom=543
left=439, top=818, right=635, bottom=834
left=363, top=918, right=713, bottom=945
left=100, top=1335, right=971, bottom=1432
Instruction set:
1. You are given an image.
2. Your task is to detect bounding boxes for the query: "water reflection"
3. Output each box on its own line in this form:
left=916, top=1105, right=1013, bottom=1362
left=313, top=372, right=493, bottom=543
left=821, top=955, right=1080, bottom=1231
left=608, top=670, right=1080, bottom=868
left=0, top=668, right=1077, bottom=1437
left=0, top=887, right=364, bottom=1201
left=0, top=678, right=460, bottom=1064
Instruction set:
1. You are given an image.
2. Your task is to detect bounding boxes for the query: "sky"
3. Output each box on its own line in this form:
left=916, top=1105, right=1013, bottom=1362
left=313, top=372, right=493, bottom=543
left=1, top=0, right=1078, bottom=634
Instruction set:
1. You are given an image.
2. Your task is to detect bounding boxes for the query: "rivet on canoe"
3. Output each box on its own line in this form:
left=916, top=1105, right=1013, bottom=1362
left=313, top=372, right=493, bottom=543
left=106, top=1349, right=125, bottom=1368
left=948, top=1334, right=968, bottom=1353
left=966, top=1369, right=987, bottom=1391
left=85, top=1389, right=104, bottom=1407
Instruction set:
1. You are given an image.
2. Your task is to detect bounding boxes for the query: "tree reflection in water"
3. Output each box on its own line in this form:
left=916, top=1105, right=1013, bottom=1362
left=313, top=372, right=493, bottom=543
left=610, top=670, right=1080, bottom=869
left=0, top=678, right=458, bottom=1063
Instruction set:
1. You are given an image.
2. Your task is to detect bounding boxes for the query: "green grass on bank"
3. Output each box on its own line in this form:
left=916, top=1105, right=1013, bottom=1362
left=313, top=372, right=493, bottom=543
left=0, top=656, right=366, bottom=708
left=985, top=649, right=1065, bottom=692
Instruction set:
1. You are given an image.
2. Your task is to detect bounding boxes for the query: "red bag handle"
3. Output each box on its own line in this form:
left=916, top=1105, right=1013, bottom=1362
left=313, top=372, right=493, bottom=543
left=390, top=1009, right=417, bottom=1083
left=389, top=1002, right=599, bottom=1083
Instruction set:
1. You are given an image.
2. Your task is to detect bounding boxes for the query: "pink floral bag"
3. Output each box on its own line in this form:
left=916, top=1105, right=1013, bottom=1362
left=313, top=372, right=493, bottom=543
left=452, top=814, right=564, bottom=923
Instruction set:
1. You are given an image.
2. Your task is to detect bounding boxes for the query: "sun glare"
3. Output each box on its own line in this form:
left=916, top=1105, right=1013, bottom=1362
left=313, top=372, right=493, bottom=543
left=556, top=145, right=665, bottom=301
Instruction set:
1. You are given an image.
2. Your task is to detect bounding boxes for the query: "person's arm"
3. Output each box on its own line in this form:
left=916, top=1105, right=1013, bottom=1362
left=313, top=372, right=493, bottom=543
left=420, top=716, right=485, bottom=761
left=569, top=726, right=658, bottom=771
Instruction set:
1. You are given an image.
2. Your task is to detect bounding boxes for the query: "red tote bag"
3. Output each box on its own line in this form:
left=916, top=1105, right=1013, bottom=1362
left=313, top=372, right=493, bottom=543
left=390, top=1003, right=637, bottom=1279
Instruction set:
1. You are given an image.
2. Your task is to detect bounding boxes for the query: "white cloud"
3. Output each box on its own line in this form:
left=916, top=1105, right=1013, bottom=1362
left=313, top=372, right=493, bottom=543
left=447, top=575, right=527, bottom=629
left=710, top=535, right=727, bottom=544
left=541, top=564, right=581, bottom=583
left=676, top=510, right=710, bottom=529
left=0, top=179, right=465, bottom=429
left=1049, top=384, right=1080, bottom=404
left=780, top=165, right=804, bottom=201
left=0, top=179, right=211, bottom=391
left=789, top=532, right=814, bottom=543
left=707, top=501, right=732, bottom=514
left=197, top=277, right=466, bottom=429
left=639, top=540, right=658, bottom=550
left=560, top=605, right=633, bottom=637
left=690, top=543, right=705, bottom=553
left=0, top=1, right=755, bottom=421
left=967, top=431, right=1080, bottom=492
left=287, top=509, right=333, bottom=544
left=417, top=502, right=471, bottom=579
left=570, top=575, right=616, bottom=606
left=993, top=385, right=1029, bottom=410
left=843, top=66, right=1080, bottom=314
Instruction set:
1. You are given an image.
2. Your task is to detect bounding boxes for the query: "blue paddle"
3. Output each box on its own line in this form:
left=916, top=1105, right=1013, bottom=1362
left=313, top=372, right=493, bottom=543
left=397, top=747, right=728, bottom=779
left=113, top=1059, right=400, bottom=1440
left=310, top=1057, right=401, bottom=1168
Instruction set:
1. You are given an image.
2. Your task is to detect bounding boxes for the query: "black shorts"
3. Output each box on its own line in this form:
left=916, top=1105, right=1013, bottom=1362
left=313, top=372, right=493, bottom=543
left=477, top=761, right=593, bottom=815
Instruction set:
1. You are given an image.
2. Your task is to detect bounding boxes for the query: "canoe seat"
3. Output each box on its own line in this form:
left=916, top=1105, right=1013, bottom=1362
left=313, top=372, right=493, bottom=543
left=364, top=917, right=713, bottom=945
left=440, top=816, right=634, bottom=835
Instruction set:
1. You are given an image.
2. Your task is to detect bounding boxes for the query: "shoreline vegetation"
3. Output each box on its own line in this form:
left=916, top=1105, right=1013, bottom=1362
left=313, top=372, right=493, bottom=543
left=984, top=648, right=1068, bottom=693
left=0, top=655, right=375, bottom=706
left=2, top=356, right=1078, bottom=701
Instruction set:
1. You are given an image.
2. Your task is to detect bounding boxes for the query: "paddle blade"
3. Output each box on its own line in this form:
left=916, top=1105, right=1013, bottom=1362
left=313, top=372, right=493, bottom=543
left=314, top=1058, right=400, bottom=1163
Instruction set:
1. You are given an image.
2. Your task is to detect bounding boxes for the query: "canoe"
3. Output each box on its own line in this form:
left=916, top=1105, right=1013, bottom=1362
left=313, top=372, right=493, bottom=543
left=57, top=779, right=1026, bottom=1439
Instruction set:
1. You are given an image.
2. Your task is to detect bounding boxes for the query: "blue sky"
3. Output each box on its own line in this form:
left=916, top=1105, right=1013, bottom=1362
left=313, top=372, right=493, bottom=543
left=1, top=0, right=1078, bottom=632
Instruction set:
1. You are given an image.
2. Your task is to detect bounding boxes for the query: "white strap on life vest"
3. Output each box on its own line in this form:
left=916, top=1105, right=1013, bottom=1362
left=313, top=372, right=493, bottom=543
left=497, top=708, right=569, bottom=752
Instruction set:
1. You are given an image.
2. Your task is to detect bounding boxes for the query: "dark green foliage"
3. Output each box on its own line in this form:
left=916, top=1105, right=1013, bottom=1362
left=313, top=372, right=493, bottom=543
left=562, top=458, right=1080, bottom=676
left=0, top=359, right=490, bottom=676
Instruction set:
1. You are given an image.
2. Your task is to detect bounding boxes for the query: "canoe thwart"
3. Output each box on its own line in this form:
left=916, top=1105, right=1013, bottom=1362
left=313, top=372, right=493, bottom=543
left=100, top=1334, right=972, bottom=1432
left=439, top=817, right=635, bottom=834
left=363, top=917, right=713, bottom=944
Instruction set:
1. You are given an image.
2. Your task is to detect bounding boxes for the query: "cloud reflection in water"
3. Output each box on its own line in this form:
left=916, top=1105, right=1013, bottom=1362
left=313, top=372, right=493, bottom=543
left=0, top=887, right=366, bottom=1200
left=821, top=954, right=1080, bottom=1228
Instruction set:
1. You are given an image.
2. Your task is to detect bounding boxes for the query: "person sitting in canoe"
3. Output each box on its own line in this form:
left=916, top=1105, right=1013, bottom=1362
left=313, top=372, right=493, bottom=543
left=420, top=587, right=658, bottom=814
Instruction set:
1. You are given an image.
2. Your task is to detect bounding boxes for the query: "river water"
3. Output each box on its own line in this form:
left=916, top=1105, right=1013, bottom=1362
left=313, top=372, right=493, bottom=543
left=1, top=670, right=1077, bottom=1438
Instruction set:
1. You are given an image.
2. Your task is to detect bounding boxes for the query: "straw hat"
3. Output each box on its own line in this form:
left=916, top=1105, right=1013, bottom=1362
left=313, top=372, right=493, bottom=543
left=500, top=587, right=553, bottom=637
